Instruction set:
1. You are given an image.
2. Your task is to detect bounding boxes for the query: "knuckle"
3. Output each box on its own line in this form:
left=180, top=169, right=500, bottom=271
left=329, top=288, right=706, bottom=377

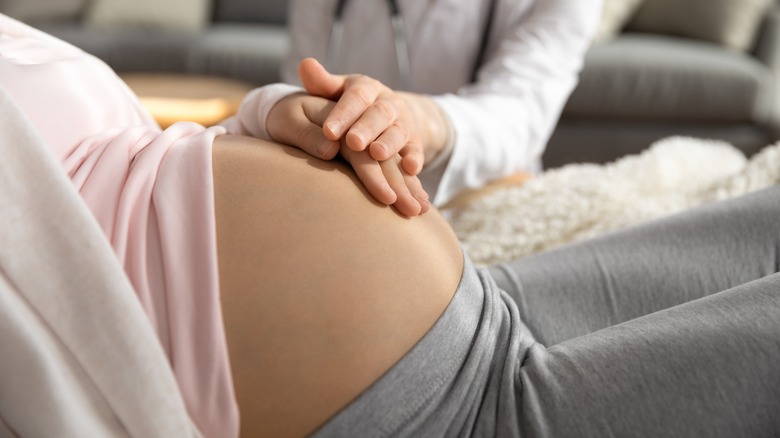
left=407, top=137, right=423, bottom=149
left=350, top=86, right=374, bottom=108
left=354, top=74, right=375, bottom=86
left=389, top=93, right=405, bottom=106
left=392, top=122, right=409, bottom=139
left=372, top=100, right=397, bottom=121
left=349, top=74, right=367, bottom=82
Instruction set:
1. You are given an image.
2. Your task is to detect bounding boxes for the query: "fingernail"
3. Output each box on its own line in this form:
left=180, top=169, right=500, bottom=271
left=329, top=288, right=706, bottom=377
left=382, top=182, right=396, bottom=203
left=347, top=131, right=365, bottom=150
left=326, top=121, right=342, bottom=136
left=416, top=191, right=429, bottom=202
left=317, top=140, right=335, bottom=157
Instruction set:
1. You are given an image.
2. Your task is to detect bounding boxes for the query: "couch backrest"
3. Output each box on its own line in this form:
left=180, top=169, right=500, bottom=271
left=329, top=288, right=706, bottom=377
left=0, top=0, right=87, bottom=23
left=214, top=0, right=288, bottom=25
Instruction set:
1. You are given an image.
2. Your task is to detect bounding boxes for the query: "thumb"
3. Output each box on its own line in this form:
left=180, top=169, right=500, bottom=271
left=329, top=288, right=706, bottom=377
left=267, top=95, right=340, bottom=160
left=299, top=57, right=345, bottom=100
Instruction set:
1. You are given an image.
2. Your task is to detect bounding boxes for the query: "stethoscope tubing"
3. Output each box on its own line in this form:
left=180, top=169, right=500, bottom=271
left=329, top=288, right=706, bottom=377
left=327, top=0, right=412, bottom=89
left=327, top=0, right=498, bottom=87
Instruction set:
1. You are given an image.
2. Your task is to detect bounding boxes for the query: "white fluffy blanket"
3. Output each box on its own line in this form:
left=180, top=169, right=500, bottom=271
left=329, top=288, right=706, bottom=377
left=447, top=137, right=780, bottom=266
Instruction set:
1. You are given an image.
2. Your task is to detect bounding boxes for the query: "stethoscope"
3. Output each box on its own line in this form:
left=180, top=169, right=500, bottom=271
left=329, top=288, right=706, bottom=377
left=326, top=0, right=497, bottom=88
left=327, top=0, right=412, bottom=89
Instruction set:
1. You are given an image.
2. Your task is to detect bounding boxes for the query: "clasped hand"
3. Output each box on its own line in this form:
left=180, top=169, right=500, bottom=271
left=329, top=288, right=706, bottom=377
left=266, top=58, right=430, bottom=217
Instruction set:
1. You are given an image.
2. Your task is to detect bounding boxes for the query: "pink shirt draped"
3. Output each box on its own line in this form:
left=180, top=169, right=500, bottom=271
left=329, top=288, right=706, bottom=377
left=0, top=15, right=238, bottom=438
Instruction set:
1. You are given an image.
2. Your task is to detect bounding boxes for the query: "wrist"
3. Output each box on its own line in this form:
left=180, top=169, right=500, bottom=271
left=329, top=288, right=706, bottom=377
left=266, top=93, right=300, bottom=142
left=238, top=83, right=304, bottom=141
left=399, top=92, right=451, bottom=165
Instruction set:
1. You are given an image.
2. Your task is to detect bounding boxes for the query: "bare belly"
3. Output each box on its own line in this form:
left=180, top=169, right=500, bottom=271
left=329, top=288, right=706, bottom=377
left=212, top=135, right=463, bottom=437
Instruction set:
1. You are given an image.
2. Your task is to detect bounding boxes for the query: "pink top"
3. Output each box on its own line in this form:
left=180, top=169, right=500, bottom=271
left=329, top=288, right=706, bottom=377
left=0, top=15, right=238, bottom=438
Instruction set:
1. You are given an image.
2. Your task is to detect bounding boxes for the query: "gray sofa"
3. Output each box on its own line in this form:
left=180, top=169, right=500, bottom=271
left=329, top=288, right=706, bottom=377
left=23, top=0, right=290, bottom=86
left=6, top=0, right=780, bottom=168
left=545, top=3, right=780, bottom=167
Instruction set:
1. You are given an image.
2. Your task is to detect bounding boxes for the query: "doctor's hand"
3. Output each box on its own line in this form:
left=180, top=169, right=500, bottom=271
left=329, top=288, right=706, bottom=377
left=266, top=92, right=431, bottom=217
left=298, top=58, right=450, bottom=177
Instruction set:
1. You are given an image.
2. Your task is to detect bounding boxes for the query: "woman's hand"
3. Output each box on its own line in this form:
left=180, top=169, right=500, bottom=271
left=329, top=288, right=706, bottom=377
left=266, top=93, right=430, bottom=217
left=297, top=58, right=450, bottom=176
left=266, top=92, right=341, bottom=161
left=339, top=144, right=430, bottom=217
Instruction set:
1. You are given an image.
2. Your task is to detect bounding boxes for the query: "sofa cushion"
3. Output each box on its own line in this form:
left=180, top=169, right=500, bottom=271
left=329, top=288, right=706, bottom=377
left=546, top=119, right=772, bottom=167
left=39, top=23, right=193, bottom=72
left=214, top=0, right=288, bottom=25
left=564, top=35, right=773, bottom=123
left=627, top=0, right=774, bottom=51
left=86, top=0, right=211, bottom=31
left=592, top=0, right=644, bottom=45
left=0, top=0, right=87, bottom=23
left=187, top=23, right=289, bottom=85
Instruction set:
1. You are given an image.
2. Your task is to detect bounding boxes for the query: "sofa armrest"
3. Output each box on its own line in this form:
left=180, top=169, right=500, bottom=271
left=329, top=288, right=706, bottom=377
left=754, top=4, right=780, bottom=127
left=755, top=4, right=780, bottom=68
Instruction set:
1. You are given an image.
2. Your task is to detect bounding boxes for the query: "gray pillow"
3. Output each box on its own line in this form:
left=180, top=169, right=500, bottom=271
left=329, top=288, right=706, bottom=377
left=0, top=0, right=87, bottom=23
left=214, top=0, right=289, bottom=25
left=592, top=0, right=645, bottom=45
left=626, top=0, right=774, bottom=51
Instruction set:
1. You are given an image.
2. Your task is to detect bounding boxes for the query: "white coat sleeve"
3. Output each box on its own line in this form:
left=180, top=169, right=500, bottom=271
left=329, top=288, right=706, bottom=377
left=220, top=83, right=303, bottom=139
left=428, top=0, right=602, bottom=205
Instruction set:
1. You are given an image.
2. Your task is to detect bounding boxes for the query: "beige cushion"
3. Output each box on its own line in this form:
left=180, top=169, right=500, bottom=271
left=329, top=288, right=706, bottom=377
left=592, top=0, right=645, bottom=45
left=86, top=0, right=211, bottom=31
left=627, top=0, right=774, bottom=51
left=0, top=0, right=87, bottom=22
left=565, top=35, right=772, bottom=122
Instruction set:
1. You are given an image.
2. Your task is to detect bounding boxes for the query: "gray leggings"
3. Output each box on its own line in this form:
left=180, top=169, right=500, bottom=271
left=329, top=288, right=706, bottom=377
left=316, top=186, right=780, bottom=437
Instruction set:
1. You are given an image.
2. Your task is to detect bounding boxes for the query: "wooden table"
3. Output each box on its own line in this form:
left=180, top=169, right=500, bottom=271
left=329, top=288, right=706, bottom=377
left=440, top=172, right=532, bottom=211
left=121, top=73, right=256, bottom=128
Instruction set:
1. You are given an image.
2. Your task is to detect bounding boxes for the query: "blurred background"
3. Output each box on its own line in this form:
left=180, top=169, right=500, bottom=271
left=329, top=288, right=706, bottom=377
left=2, top=0, right=778, bottom=169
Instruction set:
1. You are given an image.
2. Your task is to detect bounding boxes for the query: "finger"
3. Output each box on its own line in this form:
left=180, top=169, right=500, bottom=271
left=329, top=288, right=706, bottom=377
left=342, top=147, right=397, bottom=206
left=400, top=168, right=431, bottom=215
left=268, top=96, right=340, bottom=160
left=392, top=149, right=430, bottom=215
left=305, top=129, right=341, bottom=160
left=399, top=141, right=425, bottom=176
left=323, top=77, right=382, bottom=141
left=298, top=57, right=344, bottom=100
left=298, top=97, right=341, bottom=158
left=276, top=122, right=339, bottom=160
left=300, top=95, right=336, bottom=126
left=368, top=122, right=408, bottom=162
left=381, top=159, right=423, bottom=217
left=345, top=99, right=399, bottom=153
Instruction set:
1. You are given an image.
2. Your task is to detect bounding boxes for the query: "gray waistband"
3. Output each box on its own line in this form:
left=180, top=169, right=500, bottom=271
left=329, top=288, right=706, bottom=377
left=313, top=253, right=537, bottom=437
left=313, top=253, right=484, bottom=437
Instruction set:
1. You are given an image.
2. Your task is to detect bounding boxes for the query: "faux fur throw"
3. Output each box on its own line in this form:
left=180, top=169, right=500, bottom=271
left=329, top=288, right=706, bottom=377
left=447, top=137, right=780, bottom=266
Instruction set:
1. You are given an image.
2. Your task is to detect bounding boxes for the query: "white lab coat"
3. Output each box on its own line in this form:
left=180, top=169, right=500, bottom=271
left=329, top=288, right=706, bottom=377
left=236, top=0, right=602, bottom=205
